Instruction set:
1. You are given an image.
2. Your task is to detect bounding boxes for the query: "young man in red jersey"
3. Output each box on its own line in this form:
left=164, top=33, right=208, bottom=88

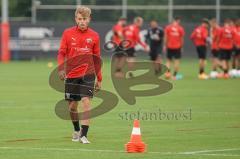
left=164, top=17, right=185, bottom=80
left=209, top=18, right=221, bottom=77
left=112, top=17, right=127, bottom=78
left=218, top=19, right=235, bottom=78
left=123, top=17, right=149, bottom=78
left=191, top=18, right=209, bottom=79
left=231, top=19, right=240, bottom=76
left=57, top=6, right=102, bottom=144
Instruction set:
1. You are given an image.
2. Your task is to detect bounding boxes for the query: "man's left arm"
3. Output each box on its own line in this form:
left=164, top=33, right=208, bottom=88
left=93, top=35, right=102, bottom=91
left=181, top=27, right=185, bottom=47
left=135, top=29, right=149, bottom=52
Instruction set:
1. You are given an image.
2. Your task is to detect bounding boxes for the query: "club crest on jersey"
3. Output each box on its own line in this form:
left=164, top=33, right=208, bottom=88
left=86, top=38, right=93, bottom=44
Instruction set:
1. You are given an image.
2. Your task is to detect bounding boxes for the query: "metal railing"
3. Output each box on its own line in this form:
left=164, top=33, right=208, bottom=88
left=31, top=0, right=240, bottom=24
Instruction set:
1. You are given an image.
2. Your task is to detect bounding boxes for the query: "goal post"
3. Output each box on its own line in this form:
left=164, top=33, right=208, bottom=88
left=1, top=0, right=10, bottom=62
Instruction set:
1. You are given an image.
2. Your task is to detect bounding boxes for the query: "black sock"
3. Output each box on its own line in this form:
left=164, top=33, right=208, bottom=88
left=224, top=69, right=228, bottom=74
left=115, top=68, right=121, bottom=72
left=173, top=71, right=177, bottom=76
left=199, top=68, right=204, bottom=74
left=219, top=66, right=224, bottom=71
left=155, top=67, right=160, bottom=75
left=81, top=125, right=89, bottom=137
left=72, top=121, right=80, bottom=132
left=129, top=72, right=133, bottom=77
left=158, top=65, right=162, bottom=73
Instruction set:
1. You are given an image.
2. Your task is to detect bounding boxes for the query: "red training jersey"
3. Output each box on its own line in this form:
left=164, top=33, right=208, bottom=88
left=123, top=24, right=147, bottom=48
left=218, top=26, right=235, bottom=50
left=57, top=26, right=102, bottom=81
left=190, top=25, right=208, bottom=47
left=234, top=26, right=240, bottom=48
left=112, top=23, right=124, bottom=45
left=164, top=23, right=185, bottom=49
left=210, top=26, right=221, bottom=50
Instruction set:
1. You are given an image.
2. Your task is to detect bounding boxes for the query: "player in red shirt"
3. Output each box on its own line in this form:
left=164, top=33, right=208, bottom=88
left=218, top=19, right=235, bottom=78
left=191, top=19, right=209, bottom=79
left=112, top=17, right=127, bottom=78
left=164, top=17, right=185, bottom=80
left=232, top=19, right=240, bottom=75
left=209, top=18, right=221, bottom=77
left=123, top=17, right=149, bottom=78
left=57, top=6, right=102, bottom=144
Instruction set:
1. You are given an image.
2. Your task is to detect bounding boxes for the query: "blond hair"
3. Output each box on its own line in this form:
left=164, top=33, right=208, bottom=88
left=134, top=16, right=143, bottom=23
left=75, top=6, right=91, bottom=17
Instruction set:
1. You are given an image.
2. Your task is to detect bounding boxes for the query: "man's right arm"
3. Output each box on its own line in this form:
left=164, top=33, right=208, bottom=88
left=57, top=30, right=68, bottom=80
left=163, top=28, right=168, bottom=52
left=216, top=28, right=222, bottom=47
left=190, top=29, right=195, bottom=41
left=181, top=27, right=185, bottom=47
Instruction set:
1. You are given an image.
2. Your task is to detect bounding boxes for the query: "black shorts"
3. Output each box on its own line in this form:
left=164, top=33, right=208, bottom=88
left=113, top=44, right=127, bottom=58
left=219, top=49, right=232, bottom=61
left=233, top=49, right=240, bottom=57
left=196, top=46, right=207, bottom=59
left=65, top=74, right=95, bottom=101
left=211, top=49, right=219, bottom=58
left=167, top=48, right=181, bottom=60
left=125, top=47, right=135, bottom=57
left=149, top=45, right=162, bottom=61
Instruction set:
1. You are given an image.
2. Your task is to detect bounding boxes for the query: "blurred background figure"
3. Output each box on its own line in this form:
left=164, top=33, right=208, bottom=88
left=209, top=18, right=221, bottom=78
left=164, top=17, right=185, bottom=80
left=191, top=18, right=209, bottom=80
left=112, top=17, right=127, bottom=78
left=145, top=20, right=164, bottom=75
left=123, top=16, right=149, bottom=78
left=218, top=19, right=235, bottom=79
left=231, top=19, right=240, bottom=77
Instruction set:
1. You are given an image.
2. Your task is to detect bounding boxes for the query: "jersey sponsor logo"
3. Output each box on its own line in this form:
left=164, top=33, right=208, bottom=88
left=129, top=26, right=134, bottom=31
left=170, top=27, right=180, bottom=36
left=225, top=29, right=231, bottom=34
left=223, top=29, right=233, bottom=38
left=86, top=38, right=93, bottom=44
left=171, top=27, right=177, bottom=32
left=74, top=47, right=91, bottom=53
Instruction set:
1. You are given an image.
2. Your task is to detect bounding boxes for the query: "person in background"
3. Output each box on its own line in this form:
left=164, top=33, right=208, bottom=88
left=217, top=19, right=235, bottom=78
left=123, top=16, right=149, bottom=78
left=191, top=18, right=209, bottom=79
left=164, top=17, right=185, bottom=80
left=112, top=17, right=127, bottom=78
left=209, top=18, right=221, bottom=77
left=145, top=20, right=164, bottom=75
left=231, top=19, right=240, bottom=77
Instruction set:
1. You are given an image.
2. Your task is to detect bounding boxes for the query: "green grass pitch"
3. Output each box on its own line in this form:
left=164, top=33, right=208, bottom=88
left=0, top=58, right=240, bottom=159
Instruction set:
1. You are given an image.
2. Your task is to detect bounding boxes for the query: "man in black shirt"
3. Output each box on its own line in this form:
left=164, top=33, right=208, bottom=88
left=146, top=20, right=164, bottom=75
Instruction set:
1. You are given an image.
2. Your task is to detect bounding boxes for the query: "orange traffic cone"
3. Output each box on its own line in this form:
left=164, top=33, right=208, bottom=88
left=125, top=119, right=146, bottom=153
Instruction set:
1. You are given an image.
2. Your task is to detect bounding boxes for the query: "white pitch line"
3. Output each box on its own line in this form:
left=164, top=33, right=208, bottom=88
left=0, top=147, right=125, bottom=153
left=197, top=153, right=240, bottom=157
left=179, top=148, right=240, bottom=155
left=0, top=146, right=240, bottom=157
left=0, top=146, right=176, bottom=155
